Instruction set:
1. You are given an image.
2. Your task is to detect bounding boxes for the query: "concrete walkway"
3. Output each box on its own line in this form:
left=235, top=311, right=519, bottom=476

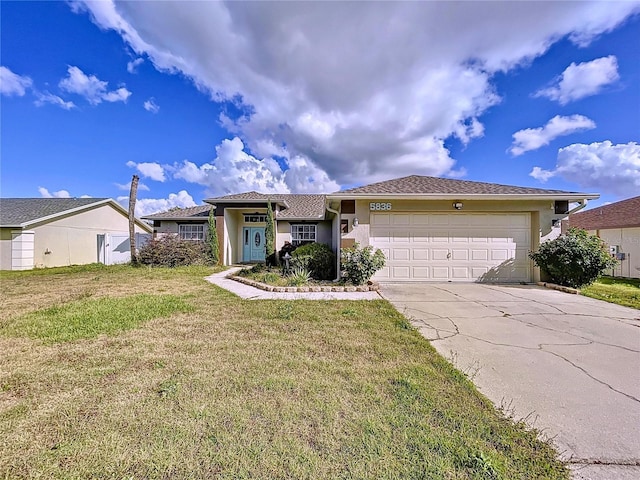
left=380, top=283, right=640, bottom=480
left=205, top=268, right=382, bottom=300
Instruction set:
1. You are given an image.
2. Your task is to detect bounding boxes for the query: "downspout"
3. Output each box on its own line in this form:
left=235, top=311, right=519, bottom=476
left=326, top=201, right=341, bottom=281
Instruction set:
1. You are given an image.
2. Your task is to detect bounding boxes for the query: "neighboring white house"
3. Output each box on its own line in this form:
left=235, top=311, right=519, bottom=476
left=0, top=198, right=152, bottom=270
left=146, top=175, right=597, bottom=283
left=568, top=196, right=640, bottom=279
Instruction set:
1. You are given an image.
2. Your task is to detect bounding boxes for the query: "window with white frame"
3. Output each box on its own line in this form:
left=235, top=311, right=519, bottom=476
left=179, top=224, right=205, bottom=241
left=290, top=224, right=316, bottom=245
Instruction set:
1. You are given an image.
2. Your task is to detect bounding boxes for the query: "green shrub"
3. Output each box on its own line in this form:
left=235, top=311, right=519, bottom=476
left=207, top=208, right=220, bottom=265
left=292, top=242, right=336, bottom=280
left=138, top=235, right=213, bottom=267
left=529, top=228, right=617, bottom=288
left=341, top=242, right=386, bottom=285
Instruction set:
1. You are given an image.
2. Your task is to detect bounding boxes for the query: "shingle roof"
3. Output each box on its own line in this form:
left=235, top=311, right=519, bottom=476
left=205, top=193, right=326, bottom=219
left=333, top=175, right=583, bottom=196
left=569, top=196, right=640, bottom=230
left=142, top=205, right=212, bottom=220
left=0, top=198, right=110, bottom=227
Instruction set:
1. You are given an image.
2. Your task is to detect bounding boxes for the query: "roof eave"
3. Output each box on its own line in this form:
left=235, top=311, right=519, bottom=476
left=17, top=198, right=112, bottom=228
left=327, top=193, right=600, bottom=201
left=204, top=198, right=289, bottom=208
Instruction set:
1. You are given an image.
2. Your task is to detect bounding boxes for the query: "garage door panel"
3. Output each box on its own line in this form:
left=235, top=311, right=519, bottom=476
left=370, top=212, right=531, bottom=282
left=451, top=267, right=470, bottom=279
left=451, top=249, right=468, bottom=260
left=432, top=249, right=450, bottom=260
left=392, top=266, right=410, bottom=278
left=471, top=249, right=488, bottom=260
left=412, top=249, right=429, bottom=260
left=392, top=248, right=410, bottom=261
left=413, top=267, right=430, bottom=278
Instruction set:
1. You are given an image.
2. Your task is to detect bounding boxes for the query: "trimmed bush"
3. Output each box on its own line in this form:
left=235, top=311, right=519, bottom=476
left=292, top=242, right=336, bottom=280
left=529, top=228, right=617, bottom=288
left=138, top=235, right=213, bottom=267
left=341, top=242, right=386, bottom=285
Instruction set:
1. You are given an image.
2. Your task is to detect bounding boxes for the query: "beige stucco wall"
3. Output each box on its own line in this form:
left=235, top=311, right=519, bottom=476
left=276, top=220, right=332, bottom=250
left=338, top=199, right=562, bottom=283
left=28, top=204, right=148, bottom=268
left=0, top=228, right=12, bottom=270
left=590, top=227, right=640, bottom=279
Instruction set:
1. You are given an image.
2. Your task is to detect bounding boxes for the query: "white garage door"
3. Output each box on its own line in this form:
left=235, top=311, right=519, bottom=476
left=370, top=212, right=531, bottom=282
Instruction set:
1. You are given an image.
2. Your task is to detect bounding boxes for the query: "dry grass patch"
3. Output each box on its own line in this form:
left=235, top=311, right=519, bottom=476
left=0, top=265, right=568, bottom=479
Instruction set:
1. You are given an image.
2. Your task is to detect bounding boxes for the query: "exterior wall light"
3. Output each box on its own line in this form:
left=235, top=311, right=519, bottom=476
left=352, top=217, right=359, bottom=227
left=453, top=202, right=463, bottom=210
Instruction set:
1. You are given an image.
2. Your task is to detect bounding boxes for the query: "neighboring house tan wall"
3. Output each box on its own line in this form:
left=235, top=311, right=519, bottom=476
left=29, top=205, right=148, bottom=268
left=589, top=227, right=640, bottom=279
left=0, top=228, right=12, bottom=270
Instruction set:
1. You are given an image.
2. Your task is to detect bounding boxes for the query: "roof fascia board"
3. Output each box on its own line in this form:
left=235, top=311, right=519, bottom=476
left=205, top=199, right=289, bottom=208
left=327, top=193, right=600, bottom=201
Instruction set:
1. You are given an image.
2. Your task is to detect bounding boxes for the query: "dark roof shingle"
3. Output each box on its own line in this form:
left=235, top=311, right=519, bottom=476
left=333, top=175, right=583, bottom=196
left=205, top=193, right=326, bottom=219
left=0, top=198, right=109, bottom=227
left=142, top=205, right=212, bottom=220
left=569, top=196, right=640, bottom=230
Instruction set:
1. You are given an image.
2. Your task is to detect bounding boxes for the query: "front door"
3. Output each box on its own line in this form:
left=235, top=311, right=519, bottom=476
left=242, top=227, right=265, bottom=262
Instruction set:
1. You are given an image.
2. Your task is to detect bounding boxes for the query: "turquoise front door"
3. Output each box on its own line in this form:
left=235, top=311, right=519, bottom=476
left=242, top=227, right=266, bottom=262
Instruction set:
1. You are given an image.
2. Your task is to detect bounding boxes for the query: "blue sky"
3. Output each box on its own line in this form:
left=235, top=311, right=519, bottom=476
left=2, top=1, right=639, bottom=216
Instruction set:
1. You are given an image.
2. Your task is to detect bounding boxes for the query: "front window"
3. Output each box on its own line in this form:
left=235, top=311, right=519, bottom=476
left=291, top=224, right=316, bottom=246
left=179, top=224, right=205, bottom=241
left=244, top=214, right=267, bottom=223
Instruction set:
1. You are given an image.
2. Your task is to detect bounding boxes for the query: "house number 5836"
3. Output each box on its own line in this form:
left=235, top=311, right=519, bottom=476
left=370, top=202, right=392, bottom=211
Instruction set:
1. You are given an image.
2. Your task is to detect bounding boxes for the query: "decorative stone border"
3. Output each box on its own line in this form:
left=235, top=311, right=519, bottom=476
left=536, top=281, right=580, bottom=295
left=229, top=275, right=380, bottom=293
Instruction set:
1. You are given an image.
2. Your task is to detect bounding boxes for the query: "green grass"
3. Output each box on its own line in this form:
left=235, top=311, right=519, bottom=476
left=581, top=276, right=640, bottom=309
left=0, top=265, right=568, bottom=479
left=1, top=294, right=193, bottom=343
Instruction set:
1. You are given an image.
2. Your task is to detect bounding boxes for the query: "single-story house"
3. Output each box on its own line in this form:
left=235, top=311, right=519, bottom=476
left=144, top=175, right=598, bottom=283
left=0, top=198, right=152, bottom=270
left=567, top=196, right=640, bottom=279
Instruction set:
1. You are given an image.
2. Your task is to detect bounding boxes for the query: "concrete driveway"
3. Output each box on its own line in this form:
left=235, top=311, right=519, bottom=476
left=380, top=283, right=640, bottom=480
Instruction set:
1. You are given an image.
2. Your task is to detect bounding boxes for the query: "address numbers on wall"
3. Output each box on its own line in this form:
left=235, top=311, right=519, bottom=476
left=370, top=202, right=392, bottom=211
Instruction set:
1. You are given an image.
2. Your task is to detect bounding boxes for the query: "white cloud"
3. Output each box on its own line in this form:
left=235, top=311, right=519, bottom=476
left=127, top=57, right=144, bottom=73
left=530, top=141, right=640, bottom=196
left=143, top=97, right=160, bottom=113
left=535, top=56, right=620, bottom=105
left=34, top=91, right=76, bottom=110
left=117, top=190, right=197, bottom=217
left=509, top=115, right=596, bottom=156
left=173, top=137, right=291, bottom=195
left=0, top=66, right=32, bottom=96
left=59, top=66, right=131, bottom=105
left=73, top=1, right=640, bottom=188
left=38, top=187, right=71, bottom=198
left=114, top=181, right=150, bottom=191
left=126, top=160, right=166, bottom=182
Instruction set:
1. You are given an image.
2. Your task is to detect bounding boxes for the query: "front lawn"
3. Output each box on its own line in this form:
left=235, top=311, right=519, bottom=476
left=581, top=276, right=640, bottom=309
left=0, top=265, right=568, bottom=479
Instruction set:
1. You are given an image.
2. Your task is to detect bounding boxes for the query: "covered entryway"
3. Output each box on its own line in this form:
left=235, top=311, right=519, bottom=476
left=370, top=212, right=531, bottom=282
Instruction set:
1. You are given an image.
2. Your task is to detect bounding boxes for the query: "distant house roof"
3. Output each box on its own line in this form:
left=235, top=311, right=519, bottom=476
left=205, top=192, right=327, bottom=220
left=569, top=196, right=640, bottom=230
left=0, top=197, right=151, bottom=231
left=142, top=205, right=212, bottom=221
left=330, top=175, right=596, bottom=199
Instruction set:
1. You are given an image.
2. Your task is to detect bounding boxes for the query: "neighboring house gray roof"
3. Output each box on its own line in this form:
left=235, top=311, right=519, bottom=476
left=331, top=175, right=594, bottom=198
left=569, top=196, right=640, bottom=230
left=0, top=197, right=152, bottom=231
left=205, top=192, right=327, bottom=220
left=142, top=205, right=212, bottom=221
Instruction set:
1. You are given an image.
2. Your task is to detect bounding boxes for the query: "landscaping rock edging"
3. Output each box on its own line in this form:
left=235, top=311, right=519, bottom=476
left=536, top=282, right=580, bottom=295
left=229, top=275, right=380, bottom=293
